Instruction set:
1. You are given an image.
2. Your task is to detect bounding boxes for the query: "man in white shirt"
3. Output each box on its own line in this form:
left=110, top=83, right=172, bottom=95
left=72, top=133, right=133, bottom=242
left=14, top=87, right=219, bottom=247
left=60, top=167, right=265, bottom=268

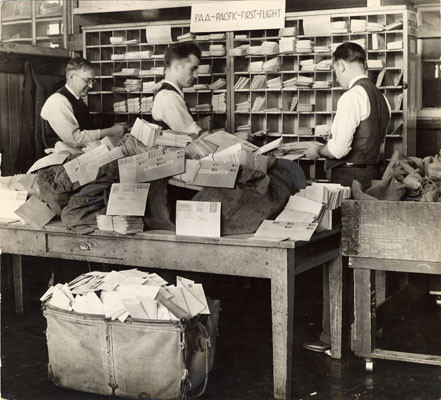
left=303, top=42, right=390, bottom=354
left=152, top=43, right=202, bottom=134
left=41, top=57, right=125, bottom=151
left=305, top=42, right=391, bottom=190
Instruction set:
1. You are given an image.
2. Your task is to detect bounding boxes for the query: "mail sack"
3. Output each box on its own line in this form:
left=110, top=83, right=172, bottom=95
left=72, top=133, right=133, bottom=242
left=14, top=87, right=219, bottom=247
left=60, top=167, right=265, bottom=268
left=43, top=299, right=219, bottom=400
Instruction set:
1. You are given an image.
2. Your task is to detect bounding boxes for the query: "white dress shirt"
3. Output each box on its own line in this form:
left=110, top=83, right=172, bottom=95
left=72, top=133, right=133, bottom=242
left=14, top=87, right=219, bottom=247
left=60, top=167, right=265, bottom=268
left=41, top=84, right=102, bottom=148
left=152, top=80, right=202, bottom=134
left=327, top=75, right=391, bottom=159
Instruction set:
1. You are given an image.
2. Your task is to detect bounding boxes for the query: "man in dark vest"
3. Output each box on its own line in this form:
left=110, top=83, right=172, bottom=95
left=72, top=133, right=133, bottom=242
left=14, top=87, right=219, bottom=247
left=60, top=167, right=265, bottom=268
left=41, top=57, right=125, bottom=151
left=152, top=43, right=203, bottom=134
left=303, top=42, right=391, bottom=353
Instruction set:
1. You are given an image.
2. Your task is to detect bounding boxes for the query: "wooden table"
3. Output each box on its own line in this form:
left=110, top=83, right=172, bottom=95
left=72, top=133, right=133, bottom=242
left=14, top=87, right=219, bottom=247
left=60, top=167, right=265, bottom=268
left=0, top=221, right=342, bottom=400
left=342, top=199, right=441, bottom=371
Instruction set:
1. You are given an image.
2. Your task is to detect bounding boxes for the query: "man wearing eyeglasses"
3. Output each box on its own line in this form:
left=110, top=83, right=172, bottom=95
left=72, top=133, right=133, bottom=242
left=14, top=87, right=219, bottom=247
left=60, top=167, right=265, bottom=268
left=41, top=57, right=125, bottom=151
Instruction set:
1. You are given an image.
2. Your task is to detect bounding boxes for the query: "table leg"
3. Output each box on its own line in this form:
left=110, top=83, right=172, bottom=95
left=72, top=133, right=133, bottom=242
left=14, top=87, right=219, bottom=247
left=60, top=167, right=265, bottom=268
left=353, top=264, right=376, bottom=357
left=270, top=252, right=295, bottom=400
left=12, top=255, right=23, bottom=315
left=328, top=256, right=343, bottom=359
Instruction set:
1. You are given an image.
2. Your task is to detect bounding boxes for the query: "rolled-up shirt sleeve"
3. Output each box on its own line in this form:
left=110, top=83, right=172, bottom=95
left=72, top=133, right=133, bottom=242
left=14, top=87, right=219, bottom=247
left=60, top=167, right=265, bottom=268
left=41, top=93, right=101, bottom=148
left=152, top=90, right=202, bottom=134
left=327, top=87, right=368, bottom=159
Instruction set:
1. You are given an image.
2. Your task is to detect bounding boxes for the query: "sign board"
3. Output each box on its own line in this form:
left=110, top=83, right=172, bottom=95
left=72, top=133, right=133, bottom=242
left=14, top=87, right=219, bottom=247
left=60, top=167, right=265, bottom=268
left=191, top=0, right=285, bottom=33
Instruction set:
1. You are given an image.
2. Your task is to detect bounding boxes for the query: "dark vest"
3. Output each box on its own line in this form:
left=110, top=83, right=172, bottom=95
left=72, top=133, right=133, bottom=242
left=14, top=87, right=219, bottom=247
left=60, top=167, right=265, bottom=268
left=327, top=77, right=390, bottom=170
left=44, top=86, right=91, bottom=141
left=152, top=82, right=192, bottom=130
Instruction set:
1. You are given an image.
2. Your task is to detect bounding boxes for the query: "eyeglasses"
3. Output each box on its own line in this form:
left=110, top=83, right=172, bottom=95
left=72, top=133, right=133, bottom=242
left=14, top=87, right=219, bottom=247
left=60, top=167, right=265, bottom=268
left=75, top=73, right=96, bottom=86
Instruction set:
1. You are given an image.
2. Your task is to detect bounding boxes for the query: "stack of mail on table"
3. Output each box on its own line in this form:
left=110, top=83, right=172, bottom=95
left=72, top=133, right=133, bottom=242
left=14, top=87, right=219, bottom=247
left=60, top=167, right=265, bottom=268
left=97, top=215, right=144, bottom=234
left=261, top=41, right=280, bottom=55
left=209, top=44, right=226, bottom=56
left=267, top=76, right=282, bottom=89
left=250, top=75, right=266, bottom=90
left=279, top=37, right=296, bottom=53
left=124, top=79, right=142, bottom=92
left=41, top=269, right=210, bottom=322
left=212, top=92, right=226, bottom=113
left=113, top=100, right=127, bottom=113
left=296, top=40, right=313, bottom=53
left=263, top=57, right=281, bottom=72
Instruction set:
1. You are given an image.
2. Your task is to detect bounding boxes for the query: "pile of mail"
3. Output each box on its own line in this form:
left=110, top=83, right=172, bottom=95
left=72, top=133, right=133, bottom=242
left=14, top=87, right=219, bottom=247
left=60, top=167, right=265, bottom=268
left=127, top=97, right=141, bottom=113
left=249, top=75, right=265, bottom=90
left=312, top=80, right=332, bottom=89
left=195, top=103, right=212, bottom=112
left=113, top=100, right=127, bottom=113
left=177, top=32, right=194, bottom=42
left=252, top=96, right=265, bottom=112
left=192, top=84, right=209, bottom=90
left=109, top=37, right=138, bottom=45
left=279, top=37, right=296, bottom=53
left=254, top=183, right=351, bottom=241
left=212, top=93, right=226, bottom=113
left=296, top=40, right=313, bottom=53
left=197, top=64, right=211, bottom=74
left=124, top=79, right=142, bottom=92
left=155, top=130, right=195, bottom=148
left=235, top=100, right=250, bottom=112
left=248, top=61, right=263, bottom=72
left=367, top=21, right=385, bottom=32
left=331, top=20, right=349, bottom=34
left=143, top=80, right=163, bottom=93
left=313, top=45, right=330, bottom=53
left=229, top=44, right=249, bottom=56
left=197, top=115, right=212, bottom=131
left=208, top=78, right=226, bottom=90
left=123, top=50, right=152, bottom=60
left=300, top=59, right=316, bottom=72
left=113, top=68, right=139, bottom=77
left=209, top=44, right=226, bottom=56
left=41, top=269, right=210, bottom=322
left=247, top=45, right=263, bottom=55
left=263, top=57, right=281, bottom=72
left=141, top=96, right=154, bottom=113
left=130, top=118, right=161, bottom=147
left=279, top=27, right=296, bottom=37
left=234, top=76, right=250, bottom=90
left=350, top=19, right=367, bottom=33
left=261, top=41, right=279, bottom=55
left=315, top=59, right=332, bottom=71
left=283, top=77, right=298, bottom=89
left=97, top=215, right=144, bottom=234
left=267, top=76, right=282, bottom=89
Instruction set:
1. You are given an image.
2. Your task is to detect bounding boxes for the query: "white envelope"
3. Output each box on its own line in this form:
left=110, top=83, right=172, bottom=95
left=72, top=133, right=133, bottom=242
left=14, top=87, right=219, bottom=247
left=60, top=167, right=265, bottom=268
left=135, top=149, right=185, bottom=182
left=176, top=201, right=221, bottom=238
left=106, top=183, right=150, bottom=216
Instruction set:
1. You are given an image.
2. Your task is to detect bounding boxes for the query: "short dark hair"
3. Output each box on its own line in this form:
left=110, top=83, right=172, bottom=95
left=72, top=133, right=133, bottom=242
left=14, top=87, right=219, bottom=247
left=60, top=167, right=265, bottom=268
left=164, top=42, right=201, bottom=68
left=333, top=42, right=366, bottom=65
left=65, top=57, right=94, bottom=75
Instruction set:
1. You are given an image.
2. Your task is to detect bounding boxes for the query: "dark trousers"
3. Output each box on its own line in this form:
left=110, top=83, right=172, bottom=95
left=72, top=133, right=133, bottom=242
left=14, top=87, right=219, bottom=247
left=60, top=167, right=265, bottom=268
left=321, top=164, right=380, bottom=344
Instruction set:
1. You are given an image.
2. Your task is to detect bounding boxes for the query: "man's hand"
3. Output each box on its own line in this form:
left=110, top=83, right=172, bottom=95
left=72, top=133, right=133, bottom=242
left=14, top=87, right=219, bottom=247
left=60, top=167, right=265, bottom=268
left=104, top=123, right=125, bottom=138
left=304, top=142, right=323, bottom=160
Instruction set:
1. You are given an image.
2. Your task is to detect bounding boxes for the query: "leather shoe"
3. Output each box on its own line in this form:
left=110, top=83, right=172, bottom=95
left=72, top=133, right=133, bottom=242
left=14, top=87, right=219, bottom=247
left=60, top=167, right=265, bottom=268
left=303, top=340, right=331, bottom=353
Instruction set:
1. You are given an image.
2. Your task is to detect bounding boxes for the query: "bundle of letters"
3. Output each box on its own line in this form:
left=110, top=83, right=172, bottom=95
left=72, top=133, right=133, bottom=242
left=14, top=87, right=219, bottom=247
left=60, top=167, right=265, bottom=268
left=234, top=76, right=250, bottom=90
left=313, top=45, right=330, bottom=53
left=197, top=64, right=211, bottom=74
left=295, top=75, right=314, bottom=87
left=296, top=40, right=313, bottom=53
left=141, top=96, right=154, bottom=113
left=266, top=76, right=282, bottom=89
left=110, top=37, right=138, bottom=45
left=177, top=32, right=194, bottom=42
left=312, top=80, right=332, bottom=88
left=235, top=100, right=250, bottom=112
left=247, top=45, right=263, bottom=55
left=113, top=68, right=139, bottom=76
left=41, top=269, right=210, bottom=321
left=350, top=19, right=367, bottom=33
left=209, top=44, right=226, bottom=56
left=248, top=61, right=263, bottom=72
left=331, top=20, right=349, bottom=34
left=253, top=183, right=351, bottom=241
left=127, top=97, right=141, bottom=113
left=124, top=78, right=142, bottom=92
left=208, top=78, right=226, bottom=90
left=261, top=41, right=279, bottom=55
left=110, top=53, right=125, bottom=61
left=300, top=59, right=316, bottom=72
left=212, top=93, right=227, bottom=113
left=123, top=50, right=152, bottom=60
left=143, top=80, right=163, bottom=92
left=279, top=37, right=296, bottom=53
left=97, top=215, right=144, bottom=234
left=192, top=84, right=209, bottom=90
left=113, top=100, right=127, bottom=113
left=155, top=130, right=195, bottom=148
left=130, top=118, right=161, bottom=146
left=250, top=75, right=266, bottom=90
left=283, top=77, right=298, bottom=89
left=263, top=57, right=281, bottom=72
left=289, top=96, right=298, bottom=111
left=197, top=115, right=212, bottom=131
left=252, top=96, right=265, bottom=112
left=195, top=103, right=212, bottom=112
left=315, top=59, right=332, bottom=71
left=229, top=44, right=249, bottom=56
left=367, top=21, right=385, bottom=32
